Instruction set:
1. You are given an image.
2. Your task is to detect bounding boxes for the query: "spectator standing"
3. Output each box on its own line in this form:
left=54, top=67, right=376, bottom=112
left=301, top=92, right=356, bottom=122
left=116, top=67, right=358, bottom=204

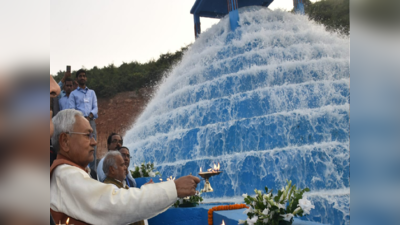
left=97, top=133, right=123, bottom=182
left=58, top=77, right=74, bottom=111
left=57, top=71, right=71, bottom=99
left=68, top=69, right=98, bottom=168
left=55, top=71, right=78, bottom=116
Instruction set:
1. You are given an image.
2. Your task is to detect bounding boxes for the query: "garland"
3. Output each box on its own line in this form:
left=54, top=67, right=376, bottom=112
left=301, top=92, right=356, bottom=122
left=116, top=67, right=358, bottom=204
left=208, top=204, right=248, bottom=225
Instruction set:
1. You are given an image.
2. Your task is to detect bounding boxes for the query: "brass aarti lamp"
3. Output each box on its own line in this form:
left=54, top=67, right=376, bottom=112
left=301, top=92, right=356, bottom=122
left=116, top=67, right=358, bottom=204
left=198, top=163, right=222, bottom=192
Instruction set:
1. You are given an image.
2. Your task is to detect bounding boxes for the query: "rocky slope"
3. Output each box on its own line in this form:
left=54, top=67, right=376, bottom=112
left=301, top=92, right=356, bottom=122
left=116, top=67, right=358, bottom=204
left=95, top=87, right=154, bottom=158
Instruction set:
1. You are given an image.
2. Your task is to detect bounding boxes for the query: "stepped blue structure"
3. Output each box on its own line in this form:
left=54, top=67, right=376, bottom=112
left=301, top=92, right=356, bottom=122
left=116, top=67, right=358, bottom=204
left=125, top=5, right=350, bottom=225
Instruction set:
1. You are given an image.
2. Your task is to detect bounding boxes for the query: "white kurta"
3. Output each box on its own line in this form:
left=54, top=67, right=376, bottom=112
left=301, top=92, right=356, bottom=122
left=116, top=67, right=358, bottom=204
left=51, top=164, right=177, bottom=225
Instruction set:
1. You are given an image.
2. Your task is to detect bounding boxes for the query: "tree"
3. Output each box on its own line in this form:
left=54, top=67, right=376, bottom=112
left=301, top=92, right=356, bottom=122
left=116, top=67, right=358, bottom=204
left=305, top=0, right=349, bottom=35
left=54, top=45, right=190, bottom=98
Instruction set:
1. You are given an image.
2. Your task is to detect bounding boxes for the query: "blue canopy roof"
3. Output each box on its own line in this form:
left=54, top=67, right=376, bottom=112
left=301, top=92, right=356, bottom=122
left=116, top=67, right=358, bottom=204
left=190, top=0, right=274, bottom=18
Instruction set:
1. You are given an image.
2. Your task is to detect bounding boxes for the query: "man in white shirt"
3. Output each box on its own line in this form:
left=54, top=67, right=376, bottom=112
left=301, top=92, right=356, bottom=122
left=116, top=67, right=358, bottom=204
left=50, top=109, right=200, bottom=225
left=96, top=132, right=123, bottom=181
left=102, top=151, right=147, bottom=225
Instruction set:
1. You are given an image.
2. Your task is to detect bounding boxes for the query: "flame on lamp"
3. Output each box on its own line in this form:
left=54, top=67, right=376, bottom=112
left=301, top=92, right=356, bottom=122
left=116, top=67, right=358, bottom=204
left=221, top=220, right=225, bottom=225
left=202, top=162, right=222, bottom=173
left=66, top=218, right=70, bottom=225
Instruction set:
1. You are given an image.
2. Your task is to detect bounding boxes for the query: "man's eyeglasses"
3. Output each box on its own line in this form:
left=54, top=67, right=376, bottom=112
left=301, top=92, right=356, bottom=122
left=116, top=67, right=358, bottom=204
left=121, top=153, right=132, bottom=159
left=111, top=139, right=123, bottom=144
left=66, top=132, right=94, bottom=139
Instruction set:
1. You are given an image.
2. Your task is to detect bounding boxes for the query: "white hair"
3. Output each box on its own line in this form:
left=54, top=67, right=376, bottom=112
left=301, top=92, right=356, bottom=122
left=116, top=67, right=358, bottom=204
left=51, top=109, right=83, bottom=153
left=103, top=151, right=122, bottom=176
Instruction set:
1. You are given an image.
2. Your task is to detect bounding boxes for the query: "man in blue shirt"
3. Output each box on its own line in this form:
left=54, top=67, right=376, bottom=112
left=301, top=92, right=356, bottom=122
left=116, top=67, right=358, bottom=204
left=58, top=78, right=73, bottom=111
left=68, top=69, right=99, bottom=167
left=119, top=146, right=138, bottom=188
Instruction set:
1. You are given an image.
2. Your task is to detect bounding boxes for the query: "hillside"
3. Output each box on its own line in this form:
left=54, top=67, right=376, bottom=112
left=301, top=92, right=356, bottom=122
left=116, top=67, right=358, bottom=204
left=59, top=1, right=349, bottom=158
left=95, top=87, right=154, bottom=158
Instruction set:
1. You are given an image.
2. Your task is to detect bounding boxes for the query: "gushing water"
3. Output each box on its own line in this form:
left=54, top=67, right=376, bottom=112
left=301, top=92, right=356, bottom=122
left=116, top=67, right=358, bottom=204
left=125, top=6, right=349, bottom=225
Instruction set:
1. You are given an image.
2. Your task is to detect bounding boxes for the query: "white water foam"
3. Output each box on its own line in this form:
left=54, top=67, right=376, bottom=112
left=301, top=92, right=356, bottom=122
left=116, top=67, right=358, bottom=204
left=125, top=6, right=349, bottom=225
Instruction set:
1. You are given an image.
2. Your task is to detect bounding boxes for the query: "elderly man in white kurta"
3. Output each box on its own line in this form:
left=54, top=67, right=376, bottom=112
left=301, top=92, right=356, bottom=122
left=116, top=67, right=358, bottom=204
left=50, top=109, right=200, bottom=225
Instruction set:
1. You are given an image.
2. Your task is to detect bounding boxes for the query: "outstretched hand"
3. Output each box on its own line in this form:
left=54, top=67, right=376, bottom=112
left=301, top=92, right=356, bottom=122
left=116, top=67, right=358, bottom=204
left=174, top=175, right=201, bottom=198
left=143, top=179, right=154, bottom=185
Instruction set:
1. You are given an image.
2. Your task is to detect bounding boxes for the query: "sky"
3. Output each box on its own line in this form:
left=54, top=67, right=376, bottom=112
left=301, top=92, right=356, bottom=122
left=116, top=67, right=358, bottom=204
left=50, top=0, right=315, bottom=75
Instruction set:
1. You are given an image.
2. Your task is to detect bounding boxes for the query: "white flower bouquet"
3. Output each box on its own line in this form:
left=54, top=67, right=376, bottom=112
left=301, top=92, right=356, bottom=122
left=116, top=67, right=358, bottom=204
left=131, top=161, right=161, bottom=178
left=173, top=191, right=203, bottom=208
left=240, top=180, right=314, bottom=225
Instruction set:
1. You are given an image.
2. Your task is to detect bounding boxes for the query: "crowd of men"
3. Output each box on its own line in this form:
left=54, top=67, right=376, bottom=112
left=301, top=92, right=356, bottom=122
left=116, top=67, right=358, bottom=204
left=50, top=74, right=200, bottom=225
left=51, top=69, right=98, bottom=167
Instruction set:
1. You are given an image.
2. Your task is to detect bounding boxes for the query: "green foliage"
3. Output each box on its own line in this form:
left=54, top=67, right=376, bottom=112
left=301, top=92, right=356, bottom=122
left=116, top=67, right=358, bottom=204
left=54, top=45, right=189, bottom=98
left=173, top=191, right=203, bottom=208
left=131, top=161, right=161, bottom=178
left=242, top=180, right=312, bottom=225
left=304, top=0, right=350, bottom=35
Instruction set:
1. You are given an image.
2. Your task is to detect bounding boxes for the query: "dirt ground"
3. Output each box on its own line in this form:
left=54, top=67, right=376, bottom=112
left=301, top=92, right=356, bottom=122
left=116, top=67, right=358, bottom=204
left=95, top=87, right=155, bottom=159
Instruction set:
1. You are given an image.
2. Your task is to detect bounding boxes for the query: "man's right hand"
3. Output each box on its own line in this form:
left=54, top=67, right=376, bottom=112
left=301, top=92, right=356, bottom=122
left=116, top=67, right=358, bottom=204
left=174, top=175, right=201, bottom=198
left=61, top=72, right=71, bottom=83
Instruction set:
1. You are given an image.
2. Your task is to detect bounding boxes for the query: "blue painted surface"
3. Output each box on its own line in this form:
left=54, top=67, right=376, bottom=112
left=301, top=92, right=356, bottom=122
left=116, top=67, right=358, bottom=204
left=190, top=0, right=273, bottom=18
left=214, top=208, right=329, bottom=225
left=228, top=0, right=239, bottom=31
left=126, top=6, right=350, bottom=225
left=213, top=209, right=328, bottom=225
left=194, top=14, right=201, bottom=38
left=229, top=10, right=239, bottom=31
left=148, top=206, right=208, bottom=225
left=148, top=205, right=327, bottom=225
left=294, top=0, right=305, bottom=15
left=213, top=209, right=245, bottom=225
left=190, top=0, right=272, bottom=37
left=135, top=177, right=160, bottom=188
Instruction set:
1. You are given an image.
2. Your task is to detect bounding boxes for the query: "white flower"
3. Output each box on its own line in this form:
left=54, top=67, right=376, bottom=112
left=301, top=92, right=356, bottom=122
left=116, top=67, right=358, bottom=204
left=263, top=199, right=267, bottom=206
left=267, top=193, right=271, bottom=198
left=279, top=194, right=284, bottom=202
left=148, top=172, right=155, bottom=177
left=238, top=220, right=246, bottom=224
left=242, top=193, right=248, bottom=198
left=262, top=208, right=269, bottom=215
left=298, top=197, right=315, bottom=215
left=270, top=211, right=275, bottom=217
left=281, top=213, right=294, bottom=222
left=243, top=206, right=254, bottom=214
left=263, top=218, right=269, bottom=223
left=252, top=201, right=257, bottom=207
left=267, top=199, right=275, bottom=207
left=278, top=203, right=286, bottom=209
left=246, top=216, right=258, bottom=225
left=293, top=207, right=302, bottom=215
